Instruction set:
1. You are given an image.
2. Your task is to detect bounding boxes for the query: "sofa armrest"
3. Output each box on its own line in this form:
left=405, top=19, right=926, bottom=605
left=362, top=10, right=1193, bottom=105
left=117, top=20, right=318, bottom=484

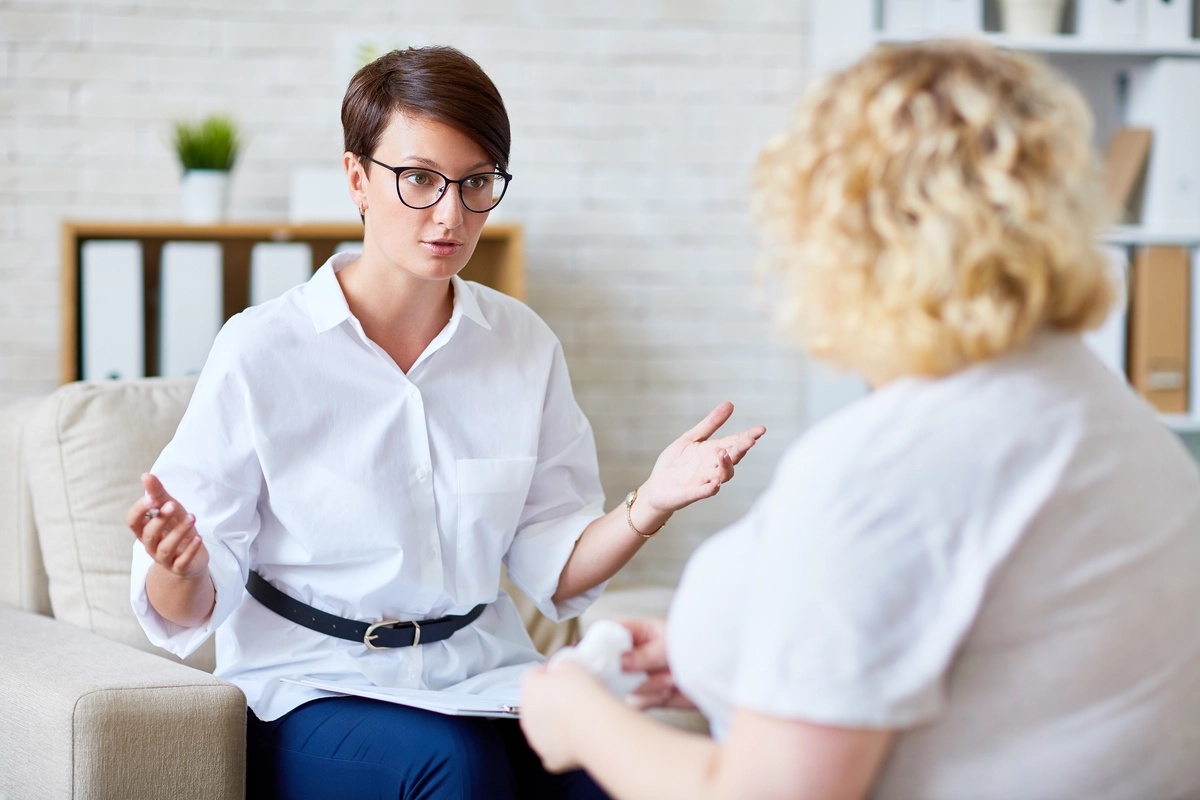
left=0, top=605, right=246, bottom=800
left=0, top=395, right=51, bottom=614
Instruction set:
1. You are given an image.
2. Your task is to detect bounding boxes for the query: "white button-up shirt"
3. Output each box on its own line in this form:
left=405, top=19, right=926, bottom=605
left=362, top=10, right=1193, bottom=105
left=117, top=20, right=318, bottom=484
left=130, top=253, right=605, bottom=721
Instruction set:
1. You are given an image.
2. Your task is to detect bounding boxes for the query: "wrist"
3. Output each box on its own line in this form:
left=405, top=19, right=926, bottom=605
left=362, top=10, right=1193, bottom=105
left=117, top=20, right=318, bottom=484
left=625, top=487, right=669, bottom=539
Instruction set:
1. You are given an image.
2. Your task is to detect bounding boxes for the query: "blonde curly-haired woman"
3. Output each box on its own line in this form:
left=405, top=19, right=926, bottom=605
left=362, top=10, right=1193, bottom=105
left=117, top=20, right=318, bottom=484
left=520, top=40, right=1200, bottom=800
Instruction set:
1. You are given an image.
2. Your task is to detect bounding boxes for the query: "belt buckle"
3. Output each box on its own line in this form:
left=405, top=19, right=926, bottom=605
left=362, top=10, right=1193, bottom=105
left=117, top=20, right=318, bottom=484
left=364, top=619, right=400, bottom=650
left=363, top=619, right=421, bottom=650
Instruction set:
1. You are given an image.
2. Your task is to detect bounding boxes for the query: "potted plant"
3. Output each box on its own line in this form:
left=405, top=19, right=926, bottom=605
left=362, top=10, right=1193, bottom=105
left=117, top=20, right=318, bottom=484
left=172, top=114, right=241, bottom=224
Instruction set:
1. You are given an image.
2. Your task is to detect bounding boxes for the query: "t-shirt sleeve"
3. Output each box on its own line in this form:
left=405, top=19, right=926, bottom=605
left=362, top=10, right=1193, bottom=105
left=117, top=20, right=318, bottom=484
left=130, top=319, right=264, bottom=658
left=504, top=340, right=605, bottom=622
left=730, top=438, right=991, bottom=729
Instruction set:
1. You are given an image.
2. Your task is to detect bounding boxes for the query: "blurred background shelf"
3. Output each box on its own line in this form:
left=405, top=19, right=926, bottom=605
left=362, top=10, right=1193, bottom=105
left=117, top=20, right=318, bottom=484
left=874, top=31, right=1200, bottom=57
left=61, top=221, right=524, bottom=383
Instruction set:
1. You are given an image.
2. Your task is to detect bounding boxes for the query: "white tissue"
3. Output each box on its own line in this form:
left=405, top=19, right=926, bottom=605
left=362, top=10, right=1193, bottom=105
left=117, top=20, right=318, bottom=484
left=549, top=619, right=647, bottom=697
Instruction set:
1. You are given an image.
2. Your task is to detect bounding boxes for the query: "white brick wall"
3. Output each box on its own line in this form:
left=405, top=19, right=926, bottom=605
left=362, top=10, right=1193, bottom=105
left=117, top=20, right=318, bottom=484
left=0, top=0, right=816, bottom=586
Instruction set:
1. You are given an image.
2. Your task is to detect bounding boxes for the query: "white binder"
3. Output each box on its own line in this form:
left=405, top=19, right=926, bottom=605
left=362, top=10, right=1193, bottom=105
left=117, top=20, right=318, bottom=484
left=881, top=0, right=927, bottom=34
left=81, top=240, right=144, bottom=381
left=288, top=166, right=360, bottom=224
left=1083, top=245, right=1130, bottom=378
left=250, top=242, right=312, bottom=307
left=160, top=242, right=223, bottom=377
left=928, top=0, right=984, bottom=32
left=1125, top=59, right=1200, bottom=233
left=1077, top=0, right=1143, bottom=41
left=1143, top=0, right=1193, bottom=43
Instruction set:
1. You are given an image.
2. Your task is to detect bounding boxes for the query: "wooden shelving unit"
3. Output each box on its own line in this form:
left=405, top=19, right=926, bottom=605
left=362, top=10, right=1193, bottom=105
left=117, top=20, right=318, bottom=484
left=60, top=221, right=524, bottom=383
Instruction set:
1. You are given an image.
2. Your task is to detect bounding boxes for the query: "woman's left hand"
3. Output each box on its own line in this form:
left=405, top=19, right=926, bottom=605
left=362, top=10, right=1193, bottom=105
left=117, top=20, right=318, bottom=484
left=521, top=660, right=612, bottom=773
left=640, top=401, right=765, bottom=515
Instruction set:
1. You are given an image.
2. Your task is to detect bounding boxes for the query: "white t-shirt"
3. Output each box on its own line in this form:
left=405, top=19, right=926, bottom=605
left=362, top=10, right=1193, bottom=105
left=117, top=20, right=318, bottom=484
left=670, top=333, right=1200, bottom=800
left=130, top=254, right=606, bottom=721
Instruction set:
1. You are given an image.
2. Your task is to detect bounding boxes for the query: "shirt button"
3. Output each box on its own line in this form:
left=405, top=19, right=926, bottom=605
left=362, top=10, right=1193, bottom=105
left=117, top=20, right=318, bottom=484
left=414, top=467, right=428, bottom=481
left=426, top=547, right=438, bottom=560
left=406, top=385, right=418, bottom=398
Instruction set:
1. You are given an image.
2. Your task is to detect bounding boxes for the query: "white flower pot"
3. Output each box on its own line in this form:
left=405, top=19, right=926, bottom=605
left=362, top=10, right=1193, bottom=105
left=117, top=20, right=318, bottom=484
left=999, top=0, right=1068, bottom=35
left=180, top=169, right=231, bottom=224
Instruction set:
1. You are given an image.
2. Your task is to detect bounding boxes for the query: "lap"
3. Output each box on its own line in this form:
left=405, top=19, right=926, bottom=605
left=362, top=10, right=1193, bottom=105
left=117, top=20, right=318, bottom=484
left=247, top=696, right=607, bottom=800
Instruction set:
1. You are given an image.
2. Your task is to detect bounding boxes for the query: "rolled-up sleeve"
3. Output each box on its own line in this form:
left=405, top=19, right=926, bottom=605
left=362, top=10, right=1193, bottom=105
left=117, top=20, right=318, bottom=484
left=130, top=321, right=263, bottom=658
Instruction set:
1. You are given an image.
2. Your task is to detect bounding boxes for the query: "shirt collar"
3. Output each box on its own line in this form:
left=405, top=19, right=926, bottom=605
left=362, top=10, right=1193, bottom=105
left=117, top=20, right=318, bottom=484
left=449, top=274, right=492, bottom=331
left=304, top=253, right=493, bottom=334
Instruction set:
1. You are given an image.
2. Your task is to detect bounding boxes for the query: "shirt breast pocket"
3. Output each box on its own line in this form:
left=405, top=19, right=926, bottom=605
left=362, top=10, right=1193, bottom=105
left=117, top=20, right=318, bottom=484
left=455, top=457, right=538, bottom=595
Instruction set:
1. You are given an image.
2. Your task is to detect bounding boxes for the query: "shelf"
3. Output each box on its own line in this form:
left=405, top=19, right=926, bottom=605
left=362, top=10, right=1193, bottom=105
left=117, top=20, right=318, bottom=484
left=60, top=221, right=525, bottom=383
left=874, top=31, right=1200, bottom=57
left=1104, top=227, right=1200, bottom=246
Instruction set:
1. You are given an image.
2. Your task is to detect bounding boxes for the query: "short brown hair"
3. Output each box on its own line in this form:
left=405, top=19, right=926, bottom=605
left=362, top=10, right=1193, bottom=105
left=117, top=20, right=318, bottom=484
left=755, top=41, right=1116, bottom=380
left=341, top=46, right=511, bottom=171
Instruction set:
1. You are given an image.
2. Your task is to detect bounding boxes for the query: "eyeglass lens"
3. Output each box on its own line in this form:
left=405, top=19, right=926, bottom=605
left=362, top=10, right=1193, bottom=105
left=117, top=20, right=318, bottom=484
left=396, top=168, right=508, bottom=212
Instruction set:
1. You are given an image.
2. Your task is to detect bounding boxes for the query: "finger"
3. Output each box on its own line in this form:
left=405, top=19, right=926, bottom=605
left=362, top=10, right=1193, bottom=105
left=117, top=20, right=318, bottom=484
left=679, top=401, right=734, bottom=443
left=171, top=533, right=205, bottom=573
left=619, top=617, right=666, bottom=648
left=126, top=494, right=158, bottom=534
left=622, top=641, right=669, bottom=672
left=158, top=512, right=197, bottom=562
left=143, top=501, right=183, bottom=559
left=714, top=425, right=767, bottom=464
left=141, top=473, right=173, bottom=507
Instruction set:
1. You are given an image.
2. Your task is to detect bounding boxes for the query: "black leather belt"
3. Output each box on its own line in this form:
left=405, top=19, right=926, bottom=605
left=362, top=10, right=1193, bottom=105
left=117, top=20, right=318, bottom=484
left=245, top=570, right=486, bottom=650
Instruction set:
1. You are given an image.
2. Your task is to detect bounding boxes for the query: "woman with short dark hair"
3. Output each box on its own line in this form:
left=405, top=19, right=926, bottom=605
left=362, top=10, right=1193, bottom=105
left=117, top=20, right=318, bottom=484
left=126, top=45, right=765, bottom=799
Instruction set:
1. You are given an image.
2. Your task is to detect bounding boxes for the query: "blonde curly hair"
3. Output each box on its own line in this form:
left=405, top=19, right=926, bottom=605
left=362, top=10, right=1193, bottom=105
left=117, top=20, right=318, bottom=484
left=754, top=40, right=1117, bottom=381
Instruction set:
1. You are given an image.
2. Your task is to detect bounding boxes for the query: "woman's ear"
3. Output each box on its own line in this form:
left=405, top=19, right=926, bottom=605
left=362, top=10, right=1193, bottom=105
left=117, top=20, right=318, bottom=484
left=344, top=151, right=368, bottom=215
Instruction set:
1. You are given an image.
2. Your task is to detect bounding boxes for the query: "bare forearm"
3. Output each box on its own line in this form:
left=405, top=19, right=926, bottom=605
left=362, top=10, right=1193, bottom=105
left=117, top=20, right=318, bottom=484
left=552, top=496, right=669, bottom=603
left=570, top=689, right=725, bottom=800
left=146, top=564, right=216, bottom=627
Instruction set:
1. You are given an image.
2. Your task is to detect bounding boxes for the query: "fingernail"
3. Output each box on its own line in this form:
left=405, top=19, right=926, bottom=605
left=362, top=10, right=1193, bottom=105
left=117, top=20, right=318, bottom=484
left=162, top=501, right=175, bottom=513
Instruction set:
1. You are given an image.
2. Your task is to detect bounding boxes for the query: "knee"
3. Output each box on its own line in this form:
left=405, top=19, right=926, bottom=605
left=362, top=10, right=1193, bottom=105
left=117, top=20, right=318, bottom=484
left=390, top=715, right=515, bottom=799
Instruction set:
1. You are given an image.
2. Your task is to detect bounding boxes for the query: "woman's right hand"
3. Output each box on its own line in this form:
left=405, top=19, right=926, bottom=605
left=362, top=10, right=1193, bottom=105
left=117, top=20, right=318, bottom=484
left=126, top=473, right=209, bottom=579
left=620, top=617, right=697, bottom=711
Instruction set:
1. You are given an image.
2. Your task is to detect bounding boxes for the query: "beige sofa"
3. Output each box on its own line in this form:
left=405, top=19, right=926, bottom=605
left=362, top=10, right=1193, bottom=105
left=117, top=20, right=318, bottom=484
left=1, top=377, right=683, bottom=799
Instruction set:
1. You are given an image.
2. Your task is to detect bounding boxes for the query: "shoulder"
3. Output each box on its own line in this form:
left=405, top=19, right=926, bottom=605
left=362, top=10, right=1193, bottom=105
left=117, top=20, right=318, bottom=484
left=204, top=289, right=310, bottom=375
left=461, top=280, right=563, bottom=350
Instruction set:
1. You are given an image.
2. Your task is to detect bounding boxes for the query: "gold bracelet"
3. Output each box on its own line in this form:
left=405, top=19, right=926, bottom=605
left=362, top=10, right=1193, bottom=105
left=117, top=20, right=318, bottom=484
left=624, top=488, right=666, bottom=539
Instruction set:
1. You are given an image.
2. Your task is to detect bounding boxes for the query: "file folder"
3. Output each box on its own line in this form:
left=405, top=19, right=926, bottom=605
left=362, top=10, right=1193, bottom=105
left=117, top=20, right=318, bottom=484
left=1125, top=59, right=1200, bottom=233
left=1144, top=0, right=1193, bottom=43
left=882, top=0, right=927, bottom=33
left=160, top=242, right=223, bottom=378
left=1129, top=245, right=1190, bottom=413
left=1077, top=0, right=1142, bottom=40
left=250, top=242, right=312, bottom=307
left=81, top=240, right=144, bottom=381
left=928, top=0, right=984, bottom=32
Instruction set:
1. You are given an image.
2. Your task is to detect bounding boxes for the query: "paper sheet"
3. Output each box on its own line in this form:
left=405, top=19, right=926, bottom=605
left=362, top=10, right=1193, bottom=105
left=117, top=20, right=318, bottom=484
left=281, top=664, right=528, bottom=718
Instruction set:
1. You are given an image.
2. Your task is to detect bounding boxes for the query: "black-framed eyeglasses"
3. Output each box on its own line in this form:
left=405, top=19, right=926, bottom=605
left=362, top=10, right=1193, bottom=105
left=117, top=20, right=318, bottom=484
left=359, top=154, right=511, bottom=213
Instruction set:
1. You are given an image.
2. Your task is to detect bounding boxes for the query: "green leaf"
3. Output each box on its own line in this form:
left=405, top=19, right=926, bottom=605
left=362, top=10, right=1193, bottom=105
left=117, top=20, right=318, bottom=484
left=171, top=114, right=241, bottom=171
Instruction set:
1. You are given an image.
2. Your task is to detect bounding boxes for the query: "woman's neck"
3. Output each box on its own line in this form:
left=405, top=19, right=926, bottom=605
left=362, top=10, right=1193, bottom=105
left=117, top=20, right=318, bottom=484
left=336, top=254, right=454, bottom=373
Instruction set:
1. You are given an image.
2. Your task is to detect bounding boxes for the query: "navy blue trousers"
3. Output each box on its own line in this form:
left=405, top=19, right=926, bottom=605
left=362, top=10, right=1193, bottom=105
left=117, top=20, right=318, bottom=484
left=246, top=696, right=609, bottom=800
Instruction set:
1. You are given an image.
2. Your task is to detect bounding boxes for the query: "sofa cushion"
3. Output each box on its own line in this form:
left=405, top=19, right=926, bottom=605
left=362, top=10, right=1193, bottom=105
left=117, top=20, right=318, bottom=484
left=22, top=378, right=213, bottom=670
